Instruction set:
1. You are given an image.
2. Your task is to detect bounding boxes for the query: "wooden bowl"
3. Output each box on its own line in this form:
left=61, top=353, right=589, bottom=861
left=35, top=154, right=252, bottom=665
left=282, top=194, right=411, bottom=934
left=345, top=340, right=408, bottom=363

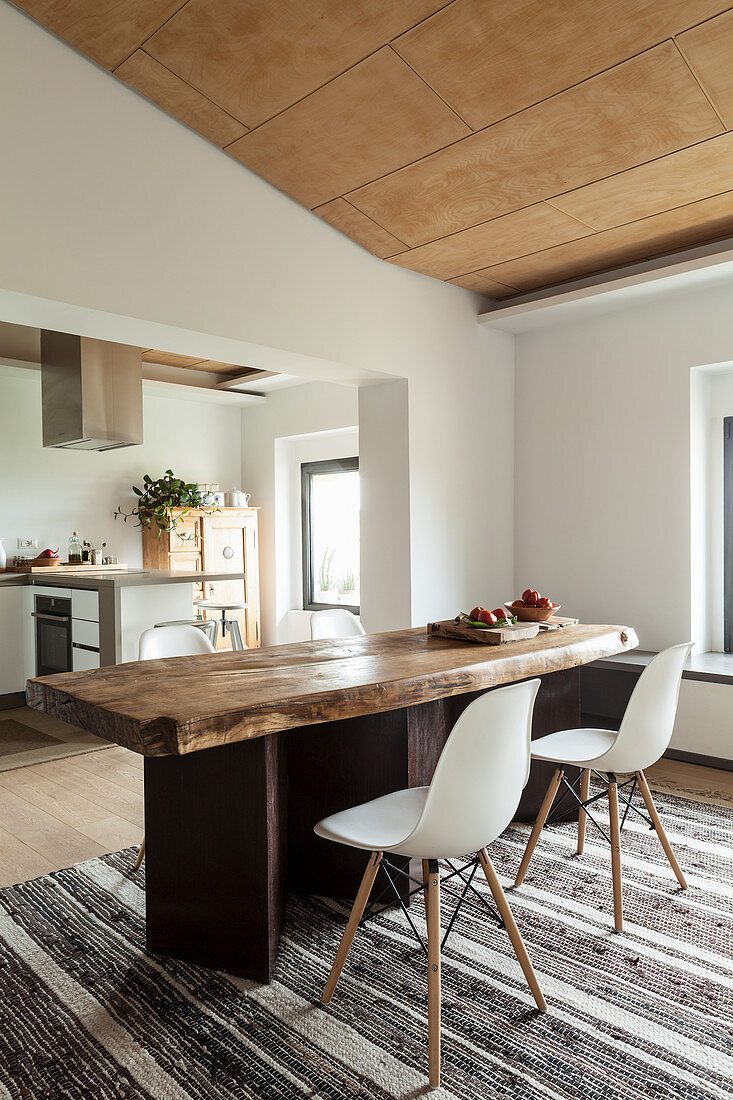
left=506, top=600, right=560, bottom=622
left=33, top=556, right=61, bottom=568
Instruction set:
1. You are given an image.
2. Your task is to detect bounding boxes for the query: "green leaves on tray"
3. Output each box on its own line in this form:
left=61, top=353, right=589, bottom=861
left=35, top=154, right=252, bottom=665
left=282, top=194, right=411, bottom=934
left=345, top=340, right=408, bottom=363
left=457, top=612, right=518, bottom=629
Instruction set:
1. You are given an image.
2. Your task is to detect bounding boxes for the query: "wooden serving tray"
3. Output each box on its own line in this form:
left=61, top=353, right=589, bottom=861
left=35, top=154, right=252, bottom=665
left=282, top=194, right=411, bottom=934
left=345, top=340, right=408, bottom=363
left=537, top=615, right=580, bottom=630
left=427, top=619, right=541, bottom=645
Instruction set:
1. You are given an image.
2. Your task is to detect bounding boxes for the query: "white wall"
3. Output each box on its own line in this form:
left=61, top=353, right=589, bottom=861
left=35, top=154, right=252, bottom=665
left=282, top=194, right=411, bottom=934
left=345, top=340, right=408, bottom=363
left=0, top=4, right=515, bottom=636
left=359, top=380, right=411, bottom=634
left=514, top=280, right=733, bottom=651
left=0, top=366, right=242, bottom=565
left=512, top=280, right=733, bottom=759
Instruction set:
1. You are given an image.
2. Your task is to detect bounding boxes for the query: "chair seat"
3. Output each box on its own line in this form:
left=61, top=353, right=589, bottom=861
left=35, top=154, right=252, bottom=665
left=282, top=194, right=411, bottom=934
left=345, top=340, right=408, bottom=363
left=194, top=600, right=247, bottom=611
left=531, top=727, right=617, bottom=767
left=315, top=786, right=429, bottom=855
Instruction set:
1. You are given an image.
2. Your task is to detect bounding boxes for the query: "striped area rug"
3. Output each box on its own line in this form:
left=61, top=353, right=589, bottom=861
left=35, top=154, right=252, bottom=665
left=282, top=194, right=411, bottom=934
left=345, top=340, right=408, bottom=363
left=0, top=782, right=731, bottom=1099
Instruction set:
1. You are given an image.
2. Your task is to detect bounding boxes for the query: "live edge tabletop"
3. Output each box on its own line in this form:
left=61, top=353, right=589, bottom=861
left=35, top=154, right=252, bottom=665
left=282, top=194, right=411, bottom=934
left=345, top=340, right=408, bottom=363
left=28, top=624, right=637, bottom=757
left=26, top=624, right=637, bottom=982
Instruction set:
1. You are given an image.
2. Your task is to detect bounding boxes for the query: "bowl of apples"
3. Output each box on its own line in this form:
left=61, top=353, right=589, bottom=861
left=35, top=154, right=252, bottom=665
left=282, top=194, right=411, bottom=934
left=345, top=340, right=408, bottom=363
left=33, top=548, right=61, bottom=568
left=506, top=589, right=560, bottom=622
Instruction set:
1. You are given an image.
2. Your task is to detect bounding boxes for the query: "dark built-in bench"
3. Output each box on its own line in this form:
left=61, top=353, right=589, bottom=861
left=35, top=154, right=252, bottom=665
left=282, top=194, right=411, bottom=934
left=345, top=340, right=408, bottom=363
left=580, top=650, right=733, bottom=771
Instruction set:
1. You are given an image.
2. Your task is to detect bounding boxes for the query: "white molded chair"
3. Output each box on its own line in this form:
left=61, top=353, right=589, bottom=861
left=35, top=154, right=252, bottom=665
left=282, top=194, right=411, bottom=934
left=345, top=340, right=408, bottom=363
left=515, top=643, right=692, bottom=932
left=134, top=625, right=217, bottom=869
left=139, top=624, right=217, bottom=660
left=315, top=678, right=545, bottom=1089
left=310, top=608, right=365, bottom=640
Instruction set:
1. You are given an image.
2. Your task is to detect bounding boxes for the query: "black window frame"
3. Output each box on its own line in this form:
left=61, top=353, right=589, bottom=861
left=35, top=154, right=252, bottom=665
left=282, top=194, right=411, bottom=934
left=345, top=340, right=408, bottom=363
left=725, top=418, right=733, bottom=653
left=301, top=456, right=360, bottom=614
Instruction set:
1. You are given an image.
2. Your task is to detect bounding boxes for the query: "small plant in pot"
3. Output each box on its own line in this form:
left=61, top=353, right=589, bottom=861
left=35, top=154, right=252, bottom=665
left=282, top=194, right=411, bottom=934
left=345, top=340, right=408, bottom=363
left=318, top=548, right=338, bottom=601
left=338, top=569, right=357, bottom=602
left=114, top=470, right=215, bottom=536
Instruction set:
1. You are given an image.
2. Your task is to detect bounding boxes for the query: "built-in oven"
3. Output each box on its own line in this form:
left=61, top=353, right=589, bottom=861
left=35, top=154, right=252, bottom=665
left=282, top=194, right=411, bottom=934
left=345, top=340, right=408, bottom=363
left=33, top=593, right=72, bottom=676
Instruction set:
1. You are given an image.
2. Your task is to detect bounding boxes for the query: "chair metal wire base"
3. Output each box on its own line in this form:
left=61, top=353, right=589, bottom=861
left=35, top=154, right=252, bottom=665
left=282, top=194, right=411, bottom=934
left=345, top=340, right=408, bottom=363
left=361, top=854, right=504, bottom=955
left=545, top=770, right=654, bottom=847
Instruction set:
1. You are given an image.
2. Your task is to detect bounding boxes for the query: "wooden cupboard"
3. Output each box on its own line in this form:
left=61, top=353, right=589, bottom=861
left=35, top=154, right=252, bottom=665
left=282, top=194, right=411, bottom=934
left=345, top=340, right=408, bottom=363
left=142, top=507, right=260, bottom=649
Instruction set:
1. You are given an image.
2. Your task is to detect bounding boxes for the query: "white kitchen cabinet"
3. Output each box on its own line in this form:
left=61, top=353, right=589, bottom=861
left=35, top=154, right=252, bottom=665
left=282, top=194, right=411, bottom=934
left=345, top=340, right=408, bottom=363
left=72, top=645, right=100, bottom=671
left=72, top=618, right=100, bottom=648
left=71, top=589, right=99, bottom=622
left=0, top=587, right=28, bottom=694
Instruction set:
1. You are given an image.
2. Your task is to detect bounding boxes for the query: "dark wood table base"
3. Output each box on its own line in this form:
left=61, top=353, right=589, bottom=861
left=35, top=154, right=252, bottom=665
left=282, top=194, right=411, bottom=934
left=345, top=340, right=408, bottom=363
left=143, top=667, right=580, bottom=982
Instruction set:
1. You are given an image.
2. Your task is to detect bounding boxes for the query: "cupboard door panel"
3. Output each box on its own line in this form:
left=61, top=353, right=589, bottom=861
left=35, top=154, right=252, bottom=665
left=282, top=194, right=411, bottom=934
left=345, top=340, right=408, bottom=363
left=202, top=513, right=259, bottom=649
left=170, top=518, right=202, bottom=552
left=169, top=551, right=203, bottom=574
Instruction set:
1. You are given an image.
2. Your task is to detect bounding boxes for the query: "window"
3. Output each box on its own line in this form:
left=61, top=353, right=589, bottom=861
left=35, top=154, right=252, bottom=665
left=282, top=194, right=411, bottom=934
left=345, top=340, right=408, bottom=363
left=301, top=457, right=360, bottom=612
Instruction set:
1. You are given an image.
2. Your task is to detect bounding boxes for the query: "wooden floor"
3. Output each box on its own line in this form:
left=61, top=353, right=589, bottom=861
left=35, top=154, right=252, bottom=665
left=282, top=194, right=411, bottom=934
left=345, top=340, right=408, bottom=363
left=0, top=749, right=728, bottom=889
left=0, top=746, right=143, bottom=888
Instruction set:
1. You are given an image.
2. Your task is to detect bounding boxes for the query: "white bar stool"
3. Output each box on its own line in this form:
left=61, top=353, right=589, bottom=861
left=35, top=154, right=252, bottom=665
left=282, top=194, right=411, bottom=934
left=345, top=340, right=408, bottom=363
left=194, top=600, right=247, bottom=650
left=315, top=678, right=546, bottom=1089
left=514, top=642, right=692, bottom=932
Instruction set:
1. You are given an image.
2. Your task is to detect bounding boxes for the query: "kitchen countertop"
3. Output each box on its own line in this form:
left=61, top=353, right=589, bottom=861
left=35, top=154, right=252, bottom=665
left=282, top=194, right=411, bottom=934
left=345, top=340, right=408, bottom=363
left=0, top=569, right=245, bottom=589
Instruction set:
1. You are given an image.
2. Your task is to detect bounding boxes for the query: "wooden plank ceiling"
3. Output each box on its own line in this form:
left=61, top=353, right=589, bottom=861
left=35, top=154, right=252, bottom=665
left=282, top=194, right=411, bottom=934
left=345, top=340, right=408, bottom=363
left=13, top=0, right=733, bottom=299
left=142, top=349, right=270, bottom=379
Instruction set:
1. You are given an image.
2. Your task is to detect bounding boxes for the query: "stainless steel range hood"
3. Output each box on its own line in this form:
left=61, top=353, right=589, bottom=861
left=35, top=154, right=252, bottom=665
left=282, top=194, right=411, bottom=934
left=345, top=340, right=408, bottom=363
left=41, top=331, right=143, bottom=450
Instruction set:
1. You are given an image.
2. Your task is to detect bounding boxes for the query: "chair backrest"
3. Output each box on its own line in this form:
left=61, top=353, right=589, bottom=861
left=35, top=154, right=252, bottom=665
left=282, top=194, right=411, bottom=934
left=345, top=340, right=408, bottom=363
left=309, top=608, right=366, bottom=640
left=599, top=642, right=692, bottom=773
left=138, top=624, right=216, bottom=660
left=399, top=678, right=540, bottom=858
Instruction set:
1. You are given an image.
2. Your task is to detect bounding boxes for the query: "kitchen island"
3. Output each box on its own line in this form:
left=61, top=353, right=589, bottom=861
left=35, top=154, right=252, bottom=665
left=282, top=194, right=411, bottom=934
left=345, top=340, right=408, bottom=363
left=0, top=570, right=250, bottom=698
left=28, top=623, right=637, bottom=981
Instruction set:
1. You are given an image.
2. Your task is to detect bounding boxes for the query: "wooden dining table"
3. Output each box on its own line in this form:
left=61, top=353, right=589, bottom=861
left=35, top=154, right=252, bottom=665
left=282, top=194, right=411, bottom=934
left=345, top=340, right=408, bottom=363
left=27, top=623, right=637, bottom=982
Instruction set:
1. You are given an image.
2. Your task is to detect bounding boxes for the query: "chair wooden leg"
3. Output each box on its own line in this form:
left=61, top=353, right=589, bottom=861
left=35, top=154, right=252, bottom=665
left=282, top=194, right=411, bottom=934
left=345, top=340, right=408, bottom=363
left=133, top=836, right=145, bottom=871
left=577, top=769, right=590, bottom=854
left=322, top=851, right=382, bottom=1004
left=425, top=859, right=441, bottom=1088
left=422, top=858, right=430, bottom=911
left=514, top=767, right=564, bottom=886
left=479, top=849, right=547, bottom=1012
left=636, top=771, right=687, bottom=888
left=607, top=780, right=623, bottom=932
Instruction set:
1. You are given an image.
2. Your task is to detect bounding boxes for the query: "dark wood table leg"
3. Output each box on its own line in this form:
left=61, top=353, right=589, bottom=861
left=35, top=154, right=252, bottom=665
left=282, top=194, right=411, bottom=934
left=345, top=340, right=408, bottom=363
left=407, top=668, right=582, bottom=822
left=518, top=666, right=581, bottom=822
left=144, top=732, right=286, bottom=983
left=287, top=709, right=410, bottom=899
left=286, top=666, right=582, bottom=906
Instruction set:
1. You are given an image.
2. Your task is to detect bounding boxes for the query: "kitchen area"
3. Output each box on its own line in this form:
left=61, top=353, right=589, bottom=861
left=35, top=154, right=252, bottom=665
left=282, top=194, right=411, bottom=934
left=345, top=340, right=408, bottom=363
left=0, top=325, right=264, bottom=722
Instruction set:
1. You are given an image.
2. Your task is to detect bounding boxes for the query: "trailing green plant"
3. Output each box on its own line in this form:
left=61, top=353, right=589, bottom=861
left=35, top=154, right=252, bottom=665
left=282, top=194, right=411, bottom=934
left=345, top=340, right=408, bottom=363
left=318, top=548, right=337, bottom=592
left=114, top=470, right=214, bottom=536
left=339, top=569, right=357, bottom=592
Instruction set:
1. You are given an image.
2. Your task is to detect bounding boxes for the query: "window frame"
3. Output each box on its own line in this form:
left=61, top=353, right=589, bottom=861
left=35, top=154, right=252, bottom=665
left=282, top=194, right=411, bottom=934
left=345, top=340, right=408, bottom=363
left=301, top=456, right=360, bottom=614
left=724, top=417, right=733, bottom=653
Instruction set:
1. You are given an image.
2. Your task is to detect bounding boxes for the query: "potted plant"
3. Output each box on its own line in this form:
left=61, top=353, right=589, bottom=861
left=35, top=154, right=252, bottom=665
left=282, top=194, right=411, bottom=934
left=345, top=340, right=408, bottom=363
left=338, top=569, right=357, bottom=603
left=318, top=548, right=338, bottom=601
left=114, top=470, right=215, bottom=536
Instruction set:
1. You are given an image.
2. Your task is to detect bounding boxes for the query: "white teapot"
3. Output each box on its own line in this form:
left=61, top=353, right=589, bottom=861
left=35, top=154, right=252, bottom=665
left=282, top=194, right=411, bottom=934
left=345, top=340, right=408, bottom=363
left=225, top=489, right=252, bottom=507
